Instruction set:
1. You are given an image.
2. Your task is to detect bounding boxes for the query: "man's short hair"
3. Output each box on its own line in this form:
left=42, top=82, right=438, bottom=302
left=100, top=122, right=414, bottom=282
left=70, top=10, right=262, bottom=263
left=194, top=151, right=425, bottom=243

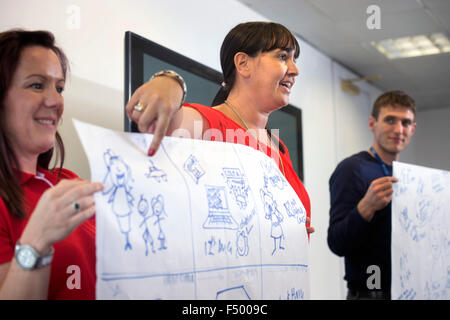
left=372, top=90, right=416, bottom=119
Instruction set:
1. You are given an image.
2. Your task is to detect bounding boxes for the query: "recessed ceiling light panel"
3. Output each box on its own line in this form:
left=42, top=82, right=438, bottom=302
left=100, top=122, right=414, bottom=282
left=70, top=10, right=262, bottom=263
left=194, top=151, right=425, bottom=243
left=371, top=33, right=450, bottom=59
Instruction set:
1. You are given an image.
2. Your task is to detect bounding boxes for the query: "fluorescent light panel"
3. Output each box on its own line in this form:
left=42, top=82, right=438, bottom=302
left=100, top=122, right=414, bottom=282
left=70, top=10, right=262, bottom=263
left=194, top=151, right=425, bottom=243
left=372, top=33, right=450, bottom=59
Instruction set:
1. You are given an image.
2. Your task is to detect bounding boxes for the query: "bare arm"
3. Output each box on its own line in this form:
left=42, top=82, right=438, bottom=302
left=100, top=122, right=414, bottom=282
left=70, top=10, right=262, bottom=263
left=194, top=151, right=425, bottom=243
left=0, top=179, right=103, bottom=299
left=125, top=76, right=208, bottom=155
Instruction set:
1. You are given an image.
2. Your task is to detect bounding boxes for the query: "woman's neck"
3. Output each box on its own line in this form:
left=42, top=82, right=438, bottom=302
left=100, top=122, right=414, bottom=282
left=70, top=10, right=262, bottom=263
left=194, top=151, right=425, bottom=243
left=16, top=154, right=39, bottom=175
left=215, top=91, right=270, bottom=131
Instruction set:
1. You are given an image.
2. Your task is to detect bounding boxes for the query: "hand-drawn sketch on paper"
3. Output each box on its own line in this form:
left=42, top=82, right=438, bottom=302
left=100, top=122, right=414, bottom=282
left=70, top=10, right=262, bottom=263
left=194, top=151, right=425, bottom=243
left=138, top=194, right=156, bottom=256
left=203, top=185, right=238, bottom=230
left=392, top=161, right=449, bottom=300
left=216, top=285, right=251, bottom=300
left=151, top=194, right=168, bottom=251
left=260, top=177, right=284, bottom=256
left=260, top=159, right=287, bottom=190
left=183, top=155, right=205, bottom=184
left=73, top=119, right=310, bottom=300
left=284, top=199, right=306, bottom=225
left=102, top=149, right=134, bottom=251
left=221, top=168, right=249, bottom=210
left=145, top=159, right=167, bottom=183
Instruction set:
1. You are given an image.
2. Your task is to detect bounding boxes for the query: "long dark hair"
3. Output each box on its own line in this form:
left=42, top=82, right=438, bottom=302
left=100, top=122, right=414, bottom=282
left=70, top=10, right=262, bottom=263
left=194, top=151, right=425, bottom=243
left=0, top=29, right=68, bottom=219
left=211, top=22, right=300, bottom=106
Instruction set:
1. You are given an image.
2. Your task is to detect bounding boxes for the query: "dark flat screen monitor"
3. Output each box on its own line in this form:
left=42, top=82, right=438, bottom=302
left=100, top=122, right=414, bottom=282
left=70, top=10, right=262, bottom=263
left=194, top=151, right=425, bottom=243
left=124, top=31, right=304, bottom=181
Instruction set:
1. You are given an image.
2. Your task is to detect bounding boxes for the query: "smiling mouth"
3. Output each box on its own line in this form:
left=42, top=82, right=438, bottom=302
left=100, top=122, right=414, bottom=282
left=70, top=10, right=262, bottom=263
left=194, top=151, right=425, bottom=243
left=36, top=119, right=56, bottom=125
left=116, top=173, right=125, bottom=180
left=280, top=81, right=292, bottom=89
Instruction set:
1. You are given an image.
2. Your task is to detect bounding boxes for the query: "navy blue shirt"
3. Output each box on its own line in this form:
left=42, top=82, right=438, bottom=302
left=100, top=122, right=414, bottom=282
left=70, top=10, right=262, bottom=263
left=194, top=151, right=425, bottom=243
left=328, top=151, right=392, bottom=293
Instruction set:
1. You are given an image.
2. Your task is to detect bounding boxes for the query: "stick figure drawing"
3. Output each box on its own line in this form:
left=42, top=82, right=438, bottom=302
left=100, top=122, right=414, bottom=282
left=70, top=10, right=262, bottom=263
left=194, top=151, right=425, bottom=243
left=138, top=194, right=156, bottom=256
left=260, top=179, right=285, bottom=255
left=102, top=149, right=134, bottom=251
left=151, top=194, right=168, bottom=251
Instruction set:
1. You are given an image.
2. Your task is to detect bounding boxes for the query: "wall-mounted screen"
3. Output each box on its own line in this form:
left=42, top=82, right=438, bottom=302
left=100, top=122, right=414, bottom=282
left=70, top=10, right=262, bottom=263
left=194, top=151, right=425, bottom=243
left=124, top=31, right=304, bottom=181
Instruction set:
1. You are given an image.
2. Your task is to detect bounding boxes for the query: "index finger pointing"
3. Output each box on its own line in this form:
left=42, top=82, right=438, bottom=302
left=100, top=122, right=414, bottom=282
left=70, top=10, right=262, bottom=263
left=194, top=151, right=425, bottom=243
left=147, top=113, right=171, bottom=156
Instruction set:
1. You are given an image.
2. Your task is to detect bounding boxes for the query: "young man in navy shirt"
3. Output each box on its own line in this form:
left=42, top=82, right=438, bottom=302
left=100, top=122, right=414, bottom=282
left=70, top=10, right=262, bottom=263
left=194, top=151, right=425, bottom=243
left=328, top=91, right=417, bottom=299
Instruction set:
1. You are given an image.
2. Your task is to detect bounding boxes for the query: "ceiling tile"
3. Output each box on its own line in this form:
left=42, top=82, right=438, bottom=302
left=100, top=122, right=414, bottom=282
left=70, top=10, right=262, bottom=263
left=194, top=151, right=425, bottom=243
left=309, top=0, right=424, bottom=22
left=236, top=0, right=450, bottom=110
left=337, top=8, right=442, bottom=42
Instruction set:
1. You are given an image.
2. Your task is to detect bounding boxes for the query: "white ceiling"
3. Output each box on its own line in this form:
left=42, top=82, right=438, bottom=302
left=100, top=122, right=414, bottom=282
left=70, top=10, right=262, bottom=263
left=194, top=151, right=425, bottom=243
left=238, top=0, right=450, bottom=111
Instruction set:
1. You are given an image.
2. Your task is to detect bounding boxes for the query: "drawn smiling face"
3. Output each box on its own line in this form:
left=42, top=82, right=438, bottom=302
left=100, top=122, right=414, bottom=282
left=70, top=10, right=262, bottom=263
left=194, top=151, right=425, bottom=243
left=152, top=195, right=165, bottom=217
left=138, top=196, right=149, bottom=216
left=111, top=158, right=128, bottom=187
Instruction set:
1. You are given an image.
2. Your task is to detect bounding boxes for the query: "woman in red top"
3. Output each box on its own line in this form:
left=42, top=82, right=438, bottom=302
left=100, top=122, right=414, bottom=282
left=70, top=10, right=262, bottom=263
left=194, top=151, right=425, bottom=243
left=126, top=22, right=314, bottom=235
left=0, top=30, right=103, bottom=299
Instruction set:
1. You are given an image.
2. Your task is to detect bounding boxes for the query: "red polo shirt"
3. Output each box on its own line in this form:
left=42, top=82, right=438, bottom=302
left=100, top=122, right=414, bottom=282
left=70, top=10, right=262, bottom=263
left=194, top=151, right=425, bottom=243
left=0, top=168, right=96, bottom=299
left=185, top=103, right=311, bottom=224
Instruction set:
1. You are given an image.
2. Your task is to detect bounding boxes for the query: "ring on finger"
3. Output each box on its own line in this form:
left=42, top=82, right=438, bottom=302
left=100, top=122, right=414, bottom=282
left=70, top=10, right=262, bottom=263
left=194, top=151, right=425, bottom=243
left=133, top=103, right=145, bottom=112
left=72, top=201, right=81, bottom=212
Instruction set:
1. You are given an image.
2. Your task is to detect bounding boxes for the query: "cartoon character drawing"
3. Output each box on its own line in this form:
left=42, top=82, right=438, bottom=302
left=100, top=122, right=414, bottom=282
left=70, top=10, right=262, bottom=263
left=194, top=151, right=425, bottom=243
left=151, top=195, right=168, bottom=250
left=260, top=182, right=284, bottom=255
left=138, top=194, right=155, bottom=256
left=102, top=149, right=134, bottom=251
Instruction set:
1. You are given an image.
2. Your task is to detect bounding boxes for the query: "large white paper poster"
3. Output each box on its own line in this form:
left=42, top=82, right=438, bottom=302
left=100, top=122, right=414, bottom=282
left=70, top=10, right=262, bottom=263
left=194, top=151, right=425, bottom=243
left=73, top=120, right=309, bottom=300
left=392, top=161, right=449, bottom=300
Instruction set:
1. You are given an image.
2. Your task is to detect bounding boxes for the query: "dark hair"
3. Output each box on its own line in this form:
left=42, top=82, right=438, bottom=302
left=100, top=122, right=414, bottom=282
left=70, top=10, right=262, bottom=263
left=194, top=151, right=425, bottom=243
left=0, top=29, right=68, bottom=219
left=211, top=22, right=300, bottom=106
left=372, top=90, right=416, bottom=119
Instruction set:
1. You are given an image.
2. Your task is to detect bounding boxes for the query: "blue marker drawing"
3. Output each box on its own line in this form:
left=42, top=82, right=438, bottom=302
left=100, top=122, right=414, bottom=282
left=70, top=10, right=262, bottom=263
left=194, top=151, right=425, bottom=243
left=216, top=285, right=251, bottom=300
left=102, top=149, right=134, bottom=251
left=260, top=182, right=285, bottom=255
left=410, top=225, right=425, bottom=242
left=204, top=235, right=233, bottom=256
left=183, top=155, right=205, bottom=184
left=235, top=229, right=249, bottom=257
left=285, top=287, right=305, bottom=300
left=203, top=185, right=238, bottom=230
left=399, top=207, right=411, bottom=233
left=145, top=159, right=167, bottom=183
left=222, top=167, right=249, bottom=210
left=416, top=197, right=433, bottom=227
left=416, top=178, right=424, bottom=195
left=138, top=194, right=156, bottom=256
left=260, top=159, right=286, bottom=190
left=151, top=194, right=168, bottom=251
left=398, top=168, right=415, bottom=195
left=284, top=199, right=306, bottom=225
left=431, top=174, right=444, bottom=193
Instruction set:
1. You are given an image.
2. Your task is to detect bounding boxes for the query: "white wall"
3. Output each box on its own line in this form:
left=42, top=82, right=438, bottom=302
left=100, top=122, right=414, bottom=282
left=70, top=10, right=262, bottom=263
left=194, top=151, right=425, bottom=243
left=400, top=108, right=450, bottom=172
left=0, top=0, right=389, bottom=299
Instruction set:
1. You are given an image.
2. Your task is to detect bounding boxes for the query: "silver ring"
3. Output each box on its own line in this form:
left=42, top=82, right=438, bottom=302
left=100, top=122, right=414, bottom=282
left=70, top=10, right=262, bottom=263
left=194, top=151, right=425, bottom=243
left=133, top=103, right=145, bottom=112
left=72, top=202, right=81, bottom=212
